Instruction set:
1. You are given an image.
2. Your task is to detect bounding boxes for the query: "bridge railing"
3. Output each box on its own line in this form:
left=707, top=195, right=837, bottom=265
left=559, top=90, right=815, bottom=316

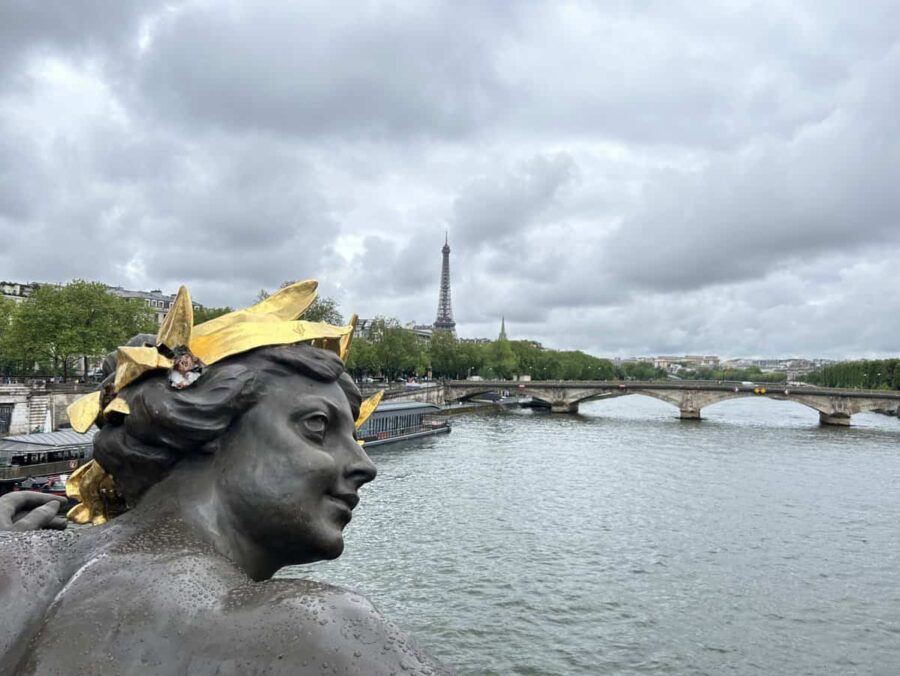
left=442, top=379, right=900, bottom=398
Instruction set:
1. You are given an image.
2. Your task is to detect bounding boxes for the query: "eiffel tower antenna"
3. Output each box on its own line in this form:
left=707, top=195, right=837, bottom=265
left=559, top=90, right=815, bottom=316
left=434, top=232, right=456, bottom=334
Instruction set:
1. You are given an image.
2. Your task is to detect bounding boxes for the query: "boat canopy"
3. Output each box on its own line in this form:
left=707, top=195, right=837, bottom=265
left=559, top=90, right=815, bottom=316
left=0, top=427, right=96, bottom=464
left=367, top=401, right=442, bottom=417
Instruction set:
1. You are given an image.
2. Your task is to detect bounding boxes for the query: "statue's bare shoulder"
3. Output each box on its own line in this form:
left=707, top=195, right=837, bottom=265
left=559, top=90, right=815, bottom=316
left=0, top=531, right=85, bottom=673
left=14, top=546, right=451, bottom=676
left=219, top=578, right=453, bottom=675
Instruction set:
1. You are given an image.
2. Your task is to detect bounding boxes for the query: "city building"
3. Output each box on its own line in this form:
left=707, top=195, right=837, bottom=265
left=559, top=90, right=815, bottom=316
left=0, top=281, right=38, bottom=303
left=654, top=355, right=720, bottom=372
left=107, top=286, right=202, bottom=325
left=406, top=323, right=434, bottom=342
left=1, top=280, right=202, bottom=324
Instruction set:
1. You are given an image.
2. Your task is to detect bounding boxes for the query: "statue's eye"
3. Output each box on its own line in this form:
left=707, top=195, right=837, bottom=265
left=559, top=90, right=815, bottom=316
left=303, top=413, right=328, bottom=437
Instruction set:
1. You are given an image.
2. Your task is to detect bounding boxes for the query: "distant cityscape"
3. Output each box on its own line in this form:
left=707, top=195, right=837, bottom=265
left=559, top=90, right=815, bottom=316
left=0, top=266, right=843, bottom=377
left=612, top=355, right=836, bottom=380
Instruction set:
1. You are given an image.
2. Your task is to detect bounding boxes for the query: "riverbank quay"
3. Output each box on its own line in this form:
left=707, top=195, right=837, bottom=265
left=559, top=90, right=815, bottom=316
left=0, top=382, right=95, bottom=436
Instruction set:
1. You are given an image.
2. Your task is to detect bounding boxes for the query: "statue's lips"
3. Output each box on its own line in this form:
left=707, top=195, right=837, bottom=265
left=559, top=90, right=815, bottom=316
left=327, top=493, right=359, bottom=514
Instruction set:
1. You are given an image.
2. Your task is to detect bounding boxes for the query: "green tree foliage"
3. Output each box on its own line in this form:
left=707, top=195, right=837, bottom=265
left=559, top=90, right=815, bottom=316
left=1, top=281, right=156, bottom=381
left=615, top=361, right=667, bottom=381
left=303, top=296, right=343, bottom=325
left=804, top=359, right=900, bottom=390
left=457, top=341, right=485, bottom=379
left=0, top=298, right=18, bottom=375
left=423, top=335, right=616, bottom=381
left=369, top=318, right=426, bottom=380
left=555, top=351, right=616, bottom=380
left=193, top=306, right=233, bottom=324
left=345, top=337, right=379, bottom=377
left=485, top=337, right=518, bottom=379
left=675, top=365, right=786, bottom=383
left=429, top=330, right=464, bottom=378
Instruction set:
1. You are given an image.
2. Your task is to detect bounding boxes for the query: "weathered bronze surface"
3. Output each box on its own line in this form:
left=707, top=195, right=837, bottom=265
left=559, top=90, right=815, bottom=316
left=0, top=283, right=450, bottom=675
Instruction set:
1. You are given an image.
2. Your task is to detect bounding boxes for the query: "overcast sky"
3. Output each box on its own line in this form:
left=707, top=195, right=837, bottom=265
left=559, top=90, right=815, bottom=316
left=1, top=1, right=898, bottom=359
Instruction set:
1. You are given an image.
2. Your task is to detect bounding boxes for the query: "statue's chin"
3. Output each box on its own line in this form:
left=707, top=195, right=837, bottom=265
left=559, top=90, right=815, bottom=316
left=281, top=536, right=345, bottom=566
left=317, top=538, right=345, bottom=562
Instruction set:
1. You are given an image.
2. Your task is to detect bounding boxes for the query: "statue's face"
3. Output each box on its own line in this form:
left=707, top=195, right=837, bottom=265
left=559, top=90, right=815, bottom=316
left=213, top=372, right=376, bottom=567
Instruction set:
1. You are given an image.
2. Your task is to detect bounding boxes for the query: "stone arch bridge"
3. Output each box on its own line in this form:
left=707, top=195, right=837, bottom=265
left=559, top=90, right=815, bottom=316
left=442, top=380, right=900, bottom=426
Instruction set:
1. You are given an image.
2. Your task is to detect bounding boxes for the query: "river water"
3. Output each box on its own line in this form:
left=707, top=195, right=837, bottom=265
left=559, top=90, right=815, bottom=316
left=285, top=397, right=900, bottom=675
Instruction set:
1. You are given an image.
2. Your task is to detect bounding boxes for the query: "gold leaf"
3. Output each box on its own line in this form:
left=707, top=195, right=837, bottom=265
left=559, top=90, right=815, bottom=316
left=156, top=286, right=194, bottom=352
left=189, top=319, right=353, bottom=366
left=355, top=390, right=384, bottom=430
left=340, top=314, right=358, bottom=362
left=115, top=346, right=174, bottom=391
left=193, top=280, right=318, bottom=337
left=103, top=396, right=130, bottom=416
left=66, top=392, right=102, bottom=434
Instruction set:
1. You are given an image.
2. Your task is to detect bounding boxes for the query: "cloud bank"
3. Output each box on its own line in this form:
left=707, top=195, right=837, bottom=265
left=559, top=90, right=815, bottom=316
left=1, top=0, right=898, bottom=358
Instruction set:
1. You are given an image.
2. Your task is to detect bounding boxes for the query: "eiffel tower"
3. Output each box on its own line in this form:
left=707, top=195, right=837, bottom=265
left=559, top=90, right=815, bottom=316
left=433, top=233, right=456, bottom=334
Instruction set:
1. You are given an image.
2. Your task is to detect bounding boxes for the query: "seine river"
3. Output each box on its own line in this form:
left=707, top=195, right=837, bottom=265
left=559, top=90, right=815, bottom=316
left=285, top=397, right=900, bottom=675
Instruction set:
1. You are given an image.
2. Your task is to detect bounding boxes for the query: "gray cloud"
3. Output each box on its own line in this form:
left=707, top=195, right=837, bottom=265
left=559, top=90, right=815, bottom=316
left=452, top=154, right=578, bottom=251
left=0, top=0, right=151, bottom=85
left=135, top=1, right=512, bottom=139
left=600, top=43, right=900, bottom=292
left=1, top=0, right=898, bottom=358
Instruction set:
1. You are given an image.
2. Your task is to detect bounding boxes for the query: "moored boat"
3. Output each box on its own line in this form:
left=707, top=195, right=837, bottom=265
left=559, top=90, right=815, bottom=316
left=357, top=401, right=450, bottom=447
left=0, top=428, right=95, bottom=495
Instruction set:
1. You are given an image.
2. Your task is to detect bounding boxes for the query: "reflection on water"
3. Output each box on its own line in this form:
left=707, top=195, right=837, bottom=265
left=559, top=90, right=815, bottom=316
left=283, top=397, right=900, bottom=675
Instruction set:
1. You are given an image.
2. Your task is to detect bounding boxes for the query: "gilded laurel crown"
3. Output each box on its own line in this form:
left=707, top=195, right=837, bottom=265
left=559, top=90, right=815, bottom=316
left=65, top=280, right=382, bottom=525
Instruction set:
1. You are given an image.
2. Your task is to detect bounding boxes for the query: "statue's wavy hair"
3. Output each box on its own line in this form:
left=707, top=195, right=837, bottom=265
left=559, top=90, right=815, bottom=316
left=93, top=341, right=361, bottom=504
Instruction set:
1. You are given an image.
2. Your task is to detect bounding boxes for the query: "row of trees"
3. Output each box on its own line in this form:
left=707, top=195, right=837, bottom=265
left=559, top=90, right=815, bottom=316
left=0, top=278, right=345, bottom=383
left=20, top=279, right=887, bottom=387
left=803, top=360, right=900, bottom=390
left=344, top=318, right=627, bottom=382
left=0, top=281, right=159, bottom=381
left=674, top=365, right=787, bottom=383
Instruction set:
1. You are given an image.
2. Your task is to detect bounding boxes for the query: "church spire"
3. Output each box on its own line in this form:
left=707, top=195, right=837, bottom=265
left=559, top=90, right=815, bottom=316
left=499, top=315, right=507, bottom=341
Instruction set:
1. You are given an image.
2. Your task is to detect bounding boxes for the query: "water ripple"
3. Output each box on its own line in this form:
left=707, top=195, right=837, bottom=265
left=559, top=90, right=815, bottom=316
left=283, top=398, right=900, bottom=675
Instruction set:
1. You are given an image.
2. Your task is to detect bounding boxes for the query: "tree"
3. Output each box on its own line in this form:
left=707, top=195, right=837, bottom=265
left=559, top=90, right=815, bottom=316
left=355, top=317, right=426, bottom=380
left=194, top=306, right=233, bottom=324
left=428, top=330, right=462, bottom=378
left=3, top=281, right=156, bottom=381
left=616, top=361, right=666, bottom=381
left=458, top=342, right=486, bottom=379
left=303, top=297, right=343, bottom=325
left=804, top=359, right=899, bottom=390
left=345, top=337, right=379, bottom=378
left=485, top=338, right=519, bottom=379
left=0, top=298, right=18, bottom=376
left=508, top=341, right=543, bottom=376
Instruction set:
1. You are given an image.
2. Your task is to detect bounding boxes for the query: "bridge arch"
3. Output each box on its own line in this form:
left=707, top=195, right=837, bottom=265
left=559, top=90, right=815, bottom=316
left=440, top=381, right=900, bottom=425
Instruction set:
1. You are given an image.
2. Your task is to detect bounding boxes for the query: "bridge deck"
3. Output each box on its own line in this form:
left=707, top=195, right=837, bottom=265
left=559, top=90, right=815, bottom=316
left=445, top=380, right=900, bottom=400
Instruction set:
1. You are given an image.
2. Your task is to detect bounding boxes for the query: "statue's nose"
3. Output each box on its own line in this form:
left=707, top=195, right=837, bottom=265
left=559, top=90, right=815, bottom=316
left=345, top=442, right=377, bottom=487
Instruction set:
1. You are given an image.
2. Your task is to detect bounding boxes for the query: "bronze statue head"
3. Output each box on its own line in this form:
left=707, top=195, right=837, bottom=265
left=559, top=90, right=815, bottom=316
left=94, top=343, right=376, bottom=569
